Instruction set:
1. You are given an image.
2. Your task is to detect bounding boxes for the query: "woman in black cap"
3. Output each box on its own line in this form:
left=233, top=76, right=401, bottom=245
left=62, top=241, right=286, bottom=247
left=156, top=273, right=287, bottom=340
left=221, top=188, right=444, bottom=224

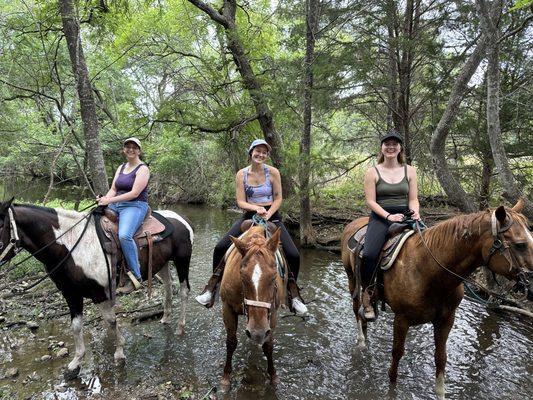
left=361, top=130, right=420, bottom=320
left=195, top=139, right=307, bottom=315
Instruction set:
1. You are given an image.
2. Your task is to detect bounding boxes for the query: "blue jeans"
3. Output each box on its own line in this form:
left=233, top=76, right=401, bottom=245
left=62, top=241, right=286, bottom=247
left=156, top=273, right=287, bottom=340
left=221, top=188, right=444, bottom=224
left=108, top=201, right=149, bottom=280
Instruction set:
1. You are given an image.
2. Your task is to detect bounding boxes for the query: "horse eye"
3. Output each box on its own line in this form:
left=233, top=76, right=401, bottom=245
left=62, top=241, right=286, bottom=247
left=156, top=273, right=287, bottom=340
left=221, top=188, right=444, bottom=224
left=513, top=242, right=527, bottom=251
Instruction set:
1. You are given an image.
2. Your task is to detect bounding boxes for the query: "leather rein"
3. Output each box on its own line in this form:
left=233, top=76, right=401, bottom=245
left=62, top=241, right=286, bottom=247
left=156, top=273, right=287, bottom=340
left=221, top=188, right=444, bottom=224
left=416, top=210, right=529, bottom=289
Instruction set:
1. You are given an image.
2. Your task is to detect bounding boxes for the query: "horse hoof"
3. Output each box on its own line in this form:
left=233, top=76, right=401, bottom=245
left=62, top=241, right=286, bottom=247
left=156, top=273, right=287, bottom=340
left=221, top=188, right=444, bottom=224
left=270, top=375, right=280, bottom=385
left=176, top=324, right=185, bottom=336
left=159, top=317, right=170, bottom=324
left=64, top=366, right=80, bottom=380
left=220, top=378, right=230, bottom=392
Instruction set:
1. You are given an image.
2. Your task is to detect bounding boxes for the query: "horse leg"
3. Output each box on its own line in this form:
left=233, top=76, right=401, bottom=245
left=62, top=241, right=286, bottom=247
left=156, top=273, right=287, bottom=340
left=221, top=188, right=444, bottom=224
left=345, top=264, right=366, bottom=347
left=388, top=315, right=410, bottom=383
left=433, top=311, right=456, bottom=400
left=221, top=303, right=238, bottom=390
left=262, top=335, right=279, bottom=385
left=97, top=300, right=125, bottom=363
left=157, top=263, right=173, bottom=324
left=173, top=254, right=191, bottom=336
left=65, top=295, right=84, bottom=379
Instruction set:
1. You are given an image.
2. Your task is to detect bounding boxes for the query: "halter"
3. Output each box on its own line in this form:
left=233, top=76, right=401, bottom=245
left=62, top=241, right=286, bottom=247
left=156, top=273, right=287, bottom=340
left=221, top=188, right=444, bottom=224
left=0, top=207, right=21, bottom=262
left=243, top=281, right=277, bottom=323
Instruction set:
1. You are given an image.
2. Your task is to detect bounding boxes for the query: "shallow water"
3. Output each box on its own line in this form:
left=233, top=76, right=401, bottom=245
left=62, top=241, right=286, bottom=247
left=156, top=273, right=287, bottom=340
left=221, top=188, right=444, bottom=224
left=1, top=203, right=532, bottom=399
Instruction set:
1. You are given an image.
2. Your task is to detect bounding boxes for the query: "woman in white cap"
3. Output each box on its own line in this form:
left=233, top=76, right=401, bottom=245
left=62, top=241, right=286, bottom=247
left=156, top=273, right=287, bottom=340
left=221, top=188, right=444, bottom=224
left=97, top=137, right=150, bottom=293
left=361, top=129, right=420, bottom=320
left=196, top=139, right=308, bottom=315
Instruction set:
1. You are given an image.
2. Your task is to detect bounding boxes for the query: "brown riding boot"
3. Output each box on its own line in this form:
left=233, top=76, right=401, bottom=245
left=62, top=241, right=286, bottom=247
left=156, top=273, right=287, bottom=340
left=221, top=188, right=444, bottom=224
left=362, top=288, right=376, bottom=321
left=195, top=261, right=225, bottom=308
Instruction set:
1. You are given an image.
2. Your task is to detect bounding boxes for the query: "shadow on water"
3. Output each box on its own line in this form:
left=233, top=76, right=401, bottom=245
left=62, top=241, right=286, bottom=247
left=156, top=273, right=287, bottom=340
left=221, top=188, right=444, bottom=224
left=0, top=197, right=532, bottom=399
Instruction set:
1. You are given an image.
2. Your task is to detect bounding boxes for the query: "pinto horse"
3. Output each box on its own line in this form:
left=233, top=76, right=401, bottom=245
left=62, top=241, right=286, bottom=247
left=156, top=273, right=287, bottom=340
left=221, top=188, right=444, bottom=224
left=341, top=200, right=532, bottom=399
left=0, top=198, right=194, bottom=378
left=219, top=226, right=286, bottom=389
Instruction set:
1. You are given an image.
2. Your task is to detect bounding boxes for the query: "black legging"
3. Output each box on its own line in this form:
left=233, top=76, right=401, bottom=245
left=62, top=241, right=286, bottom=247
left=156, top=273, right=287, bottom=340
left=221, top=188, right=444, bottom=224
left=362, top=205, right=408, bottom=286
left=213, top=209, right=300, bottom=280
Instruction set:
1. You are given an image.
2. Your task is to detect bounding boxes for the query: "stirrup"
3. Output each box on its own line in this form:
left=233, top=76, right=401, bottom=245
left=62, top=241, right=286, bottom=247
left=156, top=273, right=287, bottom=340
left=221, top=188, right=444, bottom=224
left=126, top=271, right=142, bottom=290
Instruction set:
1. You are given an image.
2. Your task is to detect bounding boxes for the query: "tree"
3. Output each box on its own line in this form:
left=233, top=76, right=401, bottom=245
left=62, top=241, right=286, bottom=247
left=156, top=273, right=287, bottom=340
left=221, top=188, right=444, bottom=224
left=58, top=0, right=108, bottom=194
left=299, top=0, right=319, bottom=246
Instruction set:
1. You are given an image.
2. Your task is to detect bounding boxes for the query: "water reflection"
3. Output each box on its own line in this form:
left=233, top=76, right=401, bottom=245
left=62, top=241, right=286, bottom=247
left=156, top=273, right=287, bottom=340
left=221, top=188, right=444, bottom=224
left=1, top=200, right=531, bottom=399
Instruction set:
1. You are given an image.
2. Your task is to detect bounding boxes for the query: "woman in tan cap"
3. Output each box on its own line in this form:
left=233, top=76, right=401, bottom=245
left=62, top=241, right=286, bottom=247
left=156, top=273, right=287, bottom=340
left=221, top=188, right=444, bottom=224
left=97, top=137, right=150, bottom=293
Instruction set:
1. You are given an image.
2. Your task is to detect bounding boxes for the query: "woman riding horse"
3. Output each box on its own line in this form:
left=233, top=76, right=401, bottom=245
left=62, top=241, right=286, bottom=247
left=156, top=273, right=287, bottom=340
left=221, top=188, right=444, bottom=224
left=195, top=138, right=307, bottom=315
left=362, top=129, right=420, bottom=320
left=97, top=137, right=150, bottom=293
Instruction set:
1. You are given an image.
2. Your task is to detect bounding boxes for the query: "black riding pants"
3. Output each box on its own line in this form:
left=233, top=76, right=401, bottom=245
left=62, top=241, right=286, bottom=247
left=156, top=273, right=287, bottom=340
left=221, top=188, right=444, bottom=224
left=213, top=209, right=301, bottom=281
left=362, top=205, right=408, bottom=286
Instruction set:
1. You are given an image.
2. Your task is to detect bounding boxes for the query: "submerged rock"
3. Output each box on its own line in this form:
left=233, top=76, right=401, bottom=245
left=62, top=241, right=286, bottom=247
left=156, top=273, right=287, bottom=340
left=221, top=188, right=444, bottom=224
left=40, top=354, right=52, bottom=362
left=27, top=321, right=39, bottom=330
left=5, top=367, right=19, bottom=378
left=56, top=348, right=69, bottom=358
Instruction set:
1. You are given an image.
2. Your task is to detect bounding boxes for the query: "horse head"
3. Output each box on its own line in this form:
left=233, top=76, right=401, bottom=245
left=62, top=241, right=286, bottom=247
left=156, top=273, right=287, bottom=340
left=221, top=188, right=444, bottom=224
left=482, top=199, right=533, bottom=298
left=0, top=197, right=17, bottom=264
left=230, top=227, right=281, bottom=345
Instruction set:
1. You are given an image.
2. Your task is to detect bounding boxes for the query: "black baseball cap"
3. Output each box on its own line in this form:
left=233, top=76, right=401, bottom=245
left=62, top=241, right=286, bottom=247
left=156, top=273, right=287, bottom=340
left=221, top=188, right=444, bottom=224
left=380, top=130, right=403, bottom=144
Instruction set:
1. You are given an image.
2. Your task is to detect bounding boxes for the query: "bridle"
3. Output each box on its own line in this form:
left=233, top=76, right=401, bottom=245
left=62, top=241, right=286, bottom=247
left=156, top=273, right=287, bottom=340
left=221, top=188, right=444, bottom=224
left=482, top=211, right=531, bottom=290
left=417, top=209, right=530, bottom=289
left=0, top=207, right=22, bottom=263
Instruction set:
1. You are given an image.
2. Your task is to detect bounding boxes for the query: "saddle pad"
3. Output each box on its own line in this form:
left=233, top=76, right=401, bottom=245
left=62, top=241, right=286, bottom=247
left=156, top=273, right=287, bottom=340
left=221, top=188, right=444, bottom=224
left=347, top=225, right=368, bottom=254
left=380, top=230, right=415, bottom=270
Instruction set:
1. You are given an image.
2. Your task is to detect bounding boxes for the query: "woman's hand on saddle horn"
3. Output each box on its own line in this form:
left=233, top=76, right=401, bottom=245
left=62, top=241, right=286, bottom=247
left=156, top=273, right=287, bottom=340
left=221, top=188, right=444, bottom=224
left=387, top=213, right=405, bottom=222
left=255, top=206, right=268, bottom=218
left=97, top=196, right=112, bottom=206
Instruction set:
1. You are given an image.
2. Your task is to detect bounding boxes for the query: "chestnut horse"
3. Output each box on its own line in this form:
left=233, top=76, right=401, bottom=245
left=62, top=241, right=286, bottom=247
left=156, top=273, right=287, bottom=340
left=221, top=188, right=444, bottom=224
left=219, top=226, right=286, bottom=389
left=341, top=200, right=532, bottom=398
left=0, top=199, right=194, bottom=378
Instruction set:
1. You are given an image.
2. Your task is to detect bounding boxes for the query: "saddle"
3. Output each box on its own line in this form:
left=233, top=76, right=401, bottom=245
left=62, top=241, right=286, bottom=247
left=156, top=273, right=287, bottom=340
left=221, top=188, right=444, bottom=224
left=94, top=206, right=174, bottom=299
left=347, top=223, right=414, bottom=271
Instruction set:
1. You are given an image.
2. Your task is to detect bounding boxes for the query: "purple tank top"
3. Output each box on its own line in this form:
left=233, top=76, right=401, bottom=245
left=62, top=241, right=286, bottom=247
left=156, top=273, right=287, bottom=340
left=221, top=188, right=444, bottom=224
left=115, top=163, right=148, bottom=202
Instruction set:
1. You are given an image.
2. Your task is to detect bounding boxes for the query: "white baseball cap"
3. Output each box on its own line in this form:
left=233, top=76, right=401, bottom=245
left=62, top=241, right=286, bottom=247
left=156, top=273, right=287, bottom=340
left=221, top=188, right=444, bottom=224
left=248, top=139, right=272, bottom=154
left=123, top=137, right=141, bottom=149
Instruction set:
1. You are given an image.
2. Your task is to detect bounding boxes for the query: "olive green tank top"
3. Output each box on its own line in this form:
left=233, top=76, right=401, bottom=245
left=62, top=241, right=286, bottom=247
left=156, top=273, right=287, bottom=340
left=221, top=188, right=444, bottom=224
left=375, top=165, right=409, bottom=207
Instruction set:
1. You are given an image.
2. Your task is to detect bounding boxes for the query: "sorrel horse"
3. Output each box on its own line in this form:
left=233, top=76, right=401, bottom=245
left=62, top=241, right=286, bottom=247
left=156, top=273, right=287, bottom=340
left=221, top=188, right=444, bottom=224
left=341, top=200, right=532, bottom=398
left=219, top=226, right=286, bottom=389
left=0, top=199, right=194, bottom=378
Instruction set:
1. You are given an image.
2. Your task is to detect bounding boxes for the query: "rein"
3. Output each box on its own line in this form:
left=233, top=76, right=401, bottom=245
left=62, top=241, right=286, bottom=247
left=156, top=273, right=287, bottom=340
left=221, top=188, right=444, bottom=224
left=415, top=210, right=526, bottom=295
left=0, top=203, right=97, bottom=281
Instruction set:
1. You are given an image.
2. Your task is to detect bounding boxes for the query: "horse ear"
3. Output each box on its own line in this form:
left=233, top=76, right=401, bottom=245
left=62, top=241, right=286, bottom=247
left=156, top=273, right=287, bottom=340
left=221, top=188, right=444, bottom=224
left=0, top=197, right=14, bottom=214
left=266, top=228, right=281, bottom=254
left=495, top=206, right=507, bottom=223
left=230, top=236, right=248, bottom=257
left=511, top=198, right=525, bottom=213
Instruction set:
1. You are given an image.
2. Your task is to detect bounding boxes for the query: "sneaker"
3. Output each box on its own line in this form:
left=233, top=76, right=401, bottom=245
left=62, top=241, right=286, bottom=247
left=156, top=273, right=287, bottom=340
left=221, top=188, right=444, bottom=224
left=291, top=298, right=308, bottom=315
left=195, top=291, right=214, bottom=307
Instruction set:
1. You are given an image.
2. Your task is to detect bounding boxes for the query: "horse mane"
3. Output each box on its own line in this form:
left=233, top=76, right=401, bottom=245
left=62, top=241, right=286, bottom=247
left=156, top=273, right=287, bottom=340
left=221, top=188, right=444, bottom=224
left=241, top=228, right=274, bottom=262
left=15, top=203, right=87, bottom=223
left=416, top=210, right=491, bottom=248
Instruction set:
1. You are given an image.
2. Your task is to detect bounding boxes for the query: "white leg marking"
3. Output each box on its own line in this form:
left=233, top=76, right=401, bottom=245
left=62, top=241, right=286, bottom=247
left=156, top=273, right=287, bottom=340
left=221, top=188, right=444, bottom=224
left=252, top=263, right=262, bottom=300
left=435, top=372, right=445, bottom=399
left=357, top=319, right=366, bottom=348
left=158, top=264, right=173, bottom=324
left=68, top=316, right=85, bottom=371
left=177, top=280, right=189, bottom=336
left=524, top=227, right=533, bottom=244
left=97, top=300, right=125, bottom=362
left=156, top=210, right=194, bottom=245
left=53, top=210, right=109, bottom=288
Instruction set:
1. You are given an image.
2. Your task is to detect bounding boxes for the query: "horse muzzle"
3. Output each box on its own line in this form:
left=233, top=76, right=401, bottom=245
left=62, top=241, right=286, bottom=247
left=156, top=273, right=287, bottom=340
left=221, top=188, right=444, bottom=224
left=245, top=326, right=271, bottom=345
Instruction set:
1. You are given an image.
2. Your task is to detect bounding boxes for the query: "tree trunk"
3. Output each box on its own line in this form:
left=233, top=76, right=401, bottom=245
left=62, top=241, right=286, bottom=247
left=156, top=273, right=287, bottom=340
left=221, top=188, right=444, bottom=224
left=385, top=0, right=400, bottom=132
left=299, top=0, right=319, bottom=246
left=429, top=34, right=489, bottom=212
left=479, top=0, right=533, bottom=219
left=58, top=0, right=108, bottom=194
left=187, top=0, right=290, bottom=193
